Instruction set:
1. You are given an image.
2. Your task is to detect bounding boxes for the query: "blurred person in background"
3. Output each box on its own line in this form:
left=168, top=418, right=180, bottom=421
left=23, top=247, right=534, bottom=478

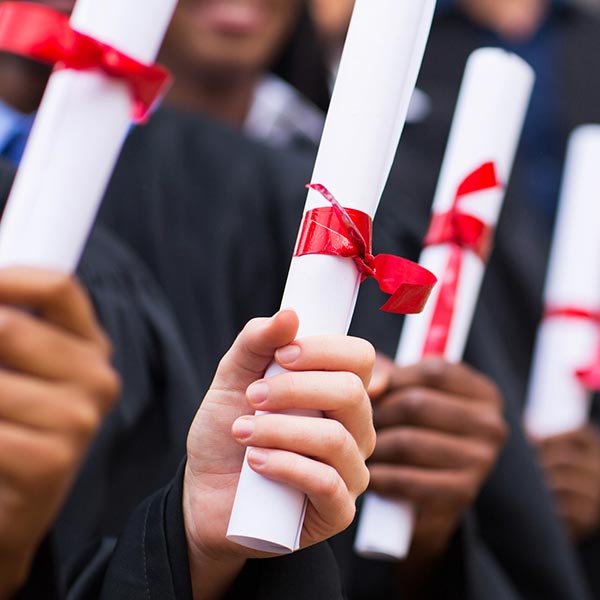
left=160, top=0, right=329, bottom=150
left=345, top=0, right=600, bottom=596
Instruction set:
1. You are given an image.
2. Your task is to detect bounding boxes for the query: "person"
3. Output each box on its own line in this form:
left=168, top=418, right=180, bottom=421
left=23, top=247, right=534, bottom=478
left=343, top=0, right=600, bottom=596
left=159, top=0, right=329, bottom=149
left=0, top=159, right=376, bottom=599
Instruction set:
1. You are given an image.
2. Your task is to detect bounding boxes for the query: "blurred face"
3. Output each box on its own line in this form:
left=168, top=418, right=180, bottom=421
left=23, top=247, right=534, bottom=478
left=162, top=0, right=303, bottom=78
left=458, top=0, right=549, bottom=40
left=309, top=0, right=354, bottom=44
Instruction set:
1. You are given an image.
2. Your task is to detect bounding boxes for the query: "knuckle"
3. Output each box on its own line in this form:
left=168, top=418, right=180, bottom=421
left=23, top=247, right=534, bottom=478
left=359, top=340, right=376, bottom=374
left=46, top=273, right=76, bottom=302
left=90, top=364, right=121, bottom=410
left=317, top=465, right=344, bottom=498
left=390, top=429, right=414, bottom=461
left=402, top=388, right=426, bottom=420
left=357, top=463, right=371, bottom=495
left=337, top=501, right=356, bottom=532
left=0, top=309, right=23, bottom=342
left=364, top=424, right=377, bottom=459
left=323, top=420, right=350, bottom=455
left=419, top=357, right=448, bottom=386
left=343, top=372, right=366, bottom=404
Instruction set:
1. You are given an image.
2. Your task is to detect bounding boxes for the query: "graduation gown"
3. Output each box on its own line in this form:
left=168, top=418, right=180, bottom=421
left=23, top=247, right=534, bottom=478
left=96, top=109, right=590, bottom=597
left=344, top=3, right=600, bottom=597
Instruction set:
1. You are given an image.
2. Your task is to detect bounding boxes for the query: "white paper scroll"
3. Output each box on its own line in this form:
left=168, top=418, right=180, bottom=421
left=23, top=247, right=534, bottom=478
left=0, top=0, right=177, bottom=272
left=524, top=126, right=600, bottom=438
left=226, top=0, right=437, bottom=554
left=355, top=48, right=535, bottom=561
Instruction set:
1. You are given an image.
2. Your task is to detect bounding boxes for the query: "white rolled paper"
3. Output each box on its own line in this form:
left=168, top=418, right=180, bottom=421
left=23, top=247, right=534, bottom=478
left=524, top=126, right=600, bottom=438
left=355, top=48, right=534, bottom=561
left=0, top=0, right=177, bottom=272
left=226, top=0, right=437, bottom=554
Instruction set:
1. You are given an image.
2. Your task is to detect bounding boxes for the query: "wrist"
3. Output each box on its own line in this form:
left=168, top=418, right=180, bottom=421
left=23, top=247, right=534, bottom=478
left=182, top=472, right=246, bottom=600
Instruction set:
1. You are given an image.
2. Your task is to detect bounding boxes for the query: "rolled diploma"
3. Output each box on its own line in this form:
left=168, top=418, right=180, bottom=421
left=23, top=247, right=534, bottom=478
left=524, top=126, right=600, bottom=438
left=226, top=0, right=437, bottom=554
left=355, top=48, right=535, bottom=560
left=0, top=0, right=177, bottom=272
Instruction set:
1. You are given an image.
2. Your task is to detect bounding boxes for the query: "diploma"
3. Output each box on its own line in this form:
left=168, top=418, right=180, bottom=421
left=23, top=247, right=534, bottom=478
left=0, top=0, right=176, bottom=272
left=226, top=0, right=437, bottom=554
left=355, top=48, right=535, bottom=561
left=524, top=126, right=600, bottom=438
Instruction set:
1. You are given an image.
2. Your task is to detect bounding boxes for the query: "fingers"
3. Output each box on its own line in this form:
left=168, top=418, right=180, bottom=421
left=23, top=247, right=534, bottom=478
left=274, top=334, right=375, bottom=388
left=245, top=448, right=358, bottom=541
left=373, top=387, right=507, bottom=441
left=0, top=268, right=109, bottom=349
left=212, top=310, right=299, bottom=393
left=0, top=308, right=119, bottom=402
left=368, top=463, right=474, bottom=506
left=387, top=357, right=501, bottom=402
left=232, top=413, right=369, bottom=495
left=372, top=427, right=498, bottom=471
left=245, top=370, right=375, bottom=458
left=0, top=370, right=112, bottom=436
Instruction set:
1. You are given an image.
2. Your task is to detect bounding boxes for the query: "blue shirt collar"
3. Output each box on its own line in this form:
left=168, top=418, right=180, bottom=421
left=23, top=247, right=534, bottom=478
left=0, top=99, right=35, bottom=164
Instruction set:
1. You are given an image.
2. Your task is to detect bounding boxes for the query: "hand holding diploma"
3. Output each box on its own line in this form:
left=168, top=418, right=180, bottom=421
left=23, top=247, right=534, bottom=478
left=226, top=0, right=438, bottom=553
left=0, top=0, right=177, bottom=272
left=355, top=48, right=534, bottom=560
left=0, top=269, right=119, bottom=599
left=182, top=311, right=376, bottom=599
left=524, top=127, right=600, bottom=544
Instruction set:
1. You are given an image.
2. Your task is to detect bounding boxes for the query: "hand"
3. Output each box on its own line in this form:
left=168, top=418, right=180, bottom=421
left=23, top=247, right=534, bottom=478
left=367, top=355, right=507, bottom=564
left=533, top=425, right=600, bottom=543
left=0, top=268, right=120, bottom=599
left=182, top=310, right=376, bottom=600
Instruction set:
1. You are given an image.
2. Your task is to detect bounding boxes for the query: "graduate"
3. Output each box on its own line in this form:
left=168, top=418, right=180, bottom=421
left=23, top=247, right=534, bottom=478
left=345, top=0, right=600, bottom=596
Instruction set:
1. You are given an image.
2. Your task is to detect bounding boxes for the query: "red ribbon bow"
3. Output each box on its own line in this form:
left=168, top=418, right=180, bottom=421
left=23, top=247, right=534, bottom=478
left=0, top=2, right=171, bottom=122
left=294, top=184, right=437, bottom=314
left=545, top=306, right=600, bottom=391
left=422, top=162, right=502, bottom=355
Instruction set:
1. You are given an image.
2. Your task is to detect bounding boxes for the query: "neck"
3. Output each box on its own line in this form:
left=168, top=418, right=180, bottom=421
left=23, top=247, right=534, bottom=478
left=0, top=55, right=50, bottom=114
left=165, top=68, right=259, bottom=128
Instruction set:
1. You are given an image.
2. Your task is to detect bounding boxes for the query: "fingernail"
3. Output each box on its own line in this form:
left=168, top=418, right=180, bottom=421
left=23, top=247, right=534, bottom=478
left=248, top=448, right=268, bottom=468
left=247, top=381, right=269, bottom=406
left=232, top=417, right=255, bottom=441
left=276, top=344, right=301, bottom=364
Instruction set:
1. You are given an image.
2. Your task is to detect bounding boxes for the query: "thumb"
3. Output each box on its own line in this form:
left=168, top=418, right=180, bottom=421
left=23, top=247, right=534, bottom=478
left=212, top=310, right=299, bottom=393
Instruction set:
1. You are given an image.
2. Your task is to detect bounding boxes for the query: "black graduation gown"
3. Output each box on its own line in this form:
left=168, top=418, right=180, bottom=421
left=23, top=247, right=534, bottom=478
left=343, top=3, right=600, bottom=598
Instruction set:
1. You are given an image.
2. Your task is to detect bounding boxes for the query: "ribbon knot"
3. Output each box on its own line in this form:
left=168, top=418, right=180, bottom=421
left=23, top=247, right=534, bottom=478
left=0, top=2, right=171, bottom=122
left=422, top=162, right=502, bottom=356
left=545, top=306, right=600, bottom=391
left=294, top=184, right=437, bottom=315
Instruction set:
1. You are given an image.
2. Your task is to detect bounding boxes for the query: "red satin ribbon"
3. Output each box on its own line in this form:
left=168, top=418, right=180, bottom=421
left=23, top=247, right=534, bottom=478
left=545, top=306, right=600, bottom=391
left=294, top=184, right=437, bottom=314
left=421, top=162, right=501, bottom=355
left=0, top=2, right=171, bottom=122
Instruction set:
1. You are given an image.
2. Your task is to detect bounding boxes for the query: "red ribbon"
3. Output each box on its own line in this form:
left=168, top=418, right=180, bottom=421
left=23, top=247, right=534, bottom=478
left=294, top=184, right=437, bottom=314
left=421, top=162, right=502, bottom=355
left=0, top=2, right=171, bottom=122
left=545, top=306, right=600, bottom=391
